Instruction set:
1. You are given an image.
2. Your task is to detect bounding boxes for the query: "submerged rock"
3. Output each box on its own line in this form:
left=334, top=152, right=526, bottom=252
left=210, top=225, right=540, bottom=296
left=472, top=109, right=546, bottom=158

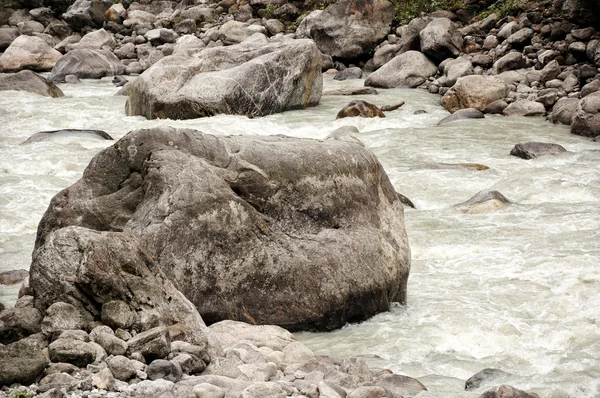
left=0, top=269, right=29, bottom=285
left=437, top=108, right=484, bottom=125
left=33, top=127, right=410, bottom=331
left=336, top=100, right=385, bottom=118
left=0, top=71, right=64, bottom=98
left=410, top=163, right=489, bottom=171
left=510, top=142, right=566, bottom=159
left=454, top=190, right=512, bottom=214
left=479, top=384, right=539, bottom=398
left=125, top=37, right=322, bottom=119
left=21, top=129, right=113, bottom=144
left=465, top=368, right=512, bottom=391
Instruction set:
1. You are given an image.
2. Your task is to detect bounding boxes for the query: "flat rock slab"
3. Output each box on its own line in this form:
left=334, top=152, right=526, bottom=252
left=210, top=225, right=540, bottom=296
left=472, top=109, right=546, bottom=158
left=33, top=126, right=411, bottom=331
left=510, top=142, right=567, bottom=159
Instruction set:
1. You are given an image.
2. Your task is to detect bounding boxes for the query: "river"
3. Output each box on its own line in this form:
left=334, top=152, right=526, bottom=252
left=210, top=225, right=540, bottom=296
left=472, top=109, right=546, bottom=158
left=1, top=76, right=599, bottom=397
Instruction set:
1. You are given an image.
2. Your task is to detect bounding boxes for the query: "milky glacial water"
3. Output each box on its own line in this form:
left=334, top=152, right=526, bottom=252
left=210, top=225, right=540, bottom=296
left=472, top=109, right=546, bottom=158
left=1, top=76, right=600, bottom=397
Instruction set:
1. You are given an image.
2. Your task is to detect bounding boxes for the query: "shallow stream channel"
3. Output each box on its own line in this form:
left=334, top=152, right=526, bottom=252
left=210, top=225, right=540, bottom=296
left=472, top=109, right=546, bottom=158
left=1, top=76, right=599, bottom=397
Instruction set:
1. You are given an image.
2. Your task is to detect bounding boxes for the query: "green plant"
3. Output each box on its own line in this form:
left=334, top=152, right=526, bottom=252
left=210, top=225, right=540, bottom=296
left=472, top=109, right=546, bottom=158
left=391, top=0, right=467, bottom=25
left=9, top=388, right=34, bottom=398
left=478, top=0, right=523, bottom=18
left=264, top=4, right=277, bottom=19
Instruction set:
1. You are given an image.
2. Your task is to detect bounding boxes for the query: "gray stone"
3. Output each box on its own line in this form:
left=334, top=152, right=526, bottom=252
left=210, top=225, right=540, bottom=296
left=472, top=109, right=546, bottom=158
left=0, top=35, right=61, bottom=72
left=41, top=301, right=92, bottom=336
left=0, top=306, right=42, bottom=344
left=441, top=75, right=508, bottom=113
left=93, top=332, right=128, bottom=356
left=444, top=57, right=473, bottom=87
left=69, top=28, right=116, bottom=50
left=540, top=60, right=561, bottom=84
left=101, top=300, right=137, bottom=330
left=510, top=142, right=567, bottom=159
left=580, top=80, right=600, bottom=98
left=39, top=372, right=77, bottom=390
left=571, top=92, right=600, bottom=138
left=374, top=374, right=427, bottom=398
left=348, top=386, right=386, bottom=398
left=365, top=50, right=437, bottom=88
left=318, top=381, right=347, bottom=398
left=484, top=99, right=509, bottom=114
left=145, top=28, right=178, bottom=45
left=437, top=108, right=484, bottom=125
left=506, top=28, right=533, bottom=46
left=147, top=359, right=182, bottom=382
left=58, top=329, right=89, bottom=341
left=125, top=37, right=321, bottom=119
left=62, top=0, right=112, bottom=29
left=49, top=49, right=125, bottom=82
left=497, top=21, right=518, bottom=40
left=108, top=355, right=137, bottom=381
left=299, top=0, right=393, bottom=60
left=171, top=353, right=206, bottom=375
left=479, top=384, right=538, bottom=398
left=503, top=100, right=546, bottom=117
left=0, top=70, right=63, bottom=97
left=494, top=52, right=526, bottom=73
left=33, top=127, right=409, bottom=332
left=0, top=27, right=19, bottom=51
left=0, top=269, right=29, bottom=285
left=127, top=326, right=171, bottom=361
left=454, top=190, right=512, bottom=214
left=48, top=338, right=97, bottom=367
left=241, top=381, right=288, bottom=398
left=17, top=20, right=44, bottom=35
left=192, top=383, right=225, bottom=398
left=218, top=21, right=266, bottom=45
left=419, top=17, right=462, bottom=62
left=334, top=67, right=362, bottom=81
left=91, top=367, right=115, bottom=390
left=551, top=98, right=578, bottom=125
left=0, top=338, right=48, bottom=385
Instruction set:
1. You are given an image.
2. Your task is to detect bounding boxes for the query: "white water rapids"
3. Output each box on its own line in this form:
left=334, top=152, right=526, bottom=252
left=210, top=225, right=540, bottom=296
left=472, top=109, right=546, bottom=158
left=1, top=76, right=599, bottom=397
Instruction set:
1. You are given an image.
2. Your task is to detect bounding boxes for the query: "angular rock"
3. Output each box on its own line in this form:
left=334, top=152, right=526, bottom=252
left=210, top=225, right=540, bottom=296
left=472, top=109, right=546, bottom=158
left=49, top=49, right=125, bottom=82
left=419, top=17, right=463, bottom=62
left=441, top=75, right=508, bottom=113
left=510, top=142, right=566, bottom=159
left=241, top=381, right=288, bottom=398
left=349, top=386, right=386, bottom=398
left=193, top=383, right=225, bottom=398
left=571, top=92, right=600, bottom=138
left=0, top=35, right=61, bottom=72
left=33, top=127, right=410, bottom=331
left=333, top=67, right=362, bottom=81
left=551, top=98, right=578, bottom=125
left=62, top=0, right=112, bottom=29
left=483, top=99, right=509, bottom=114
left=437, top=108, right=484, bottom=125
left=91, top=367, right=115, bottom=390
left=218, top=21, right=266, bottom=45
left=127, top=326, right=171, bottom=361
left=365, top=50, right=437, bottom=88
left=145, top=28, right=178, bottom=46
left=125, top=37, right=321, bottom=119
left=494, top=52, right=526, bottom=73
left=69, top=28, right=116, bottom=50
left=300, top=0, right=394, bottom=60
left=41, top=301, right=92, bottom=336
left=444, top=57, right=473, bottom=87
left=580, top=80, right=600, bottom=98
left=93, top=331, right=128, bottom=356
left=503, top=100, right=546, bottom=117
left=0, top=70, right=63, bottom=97
left=0, top=306, right=43, bottom=344
left=101, top=300, right=138, bottom=330
left=171, top=353, right=206, bottom=375
left=0, top=338, right=49, bottom=385
left=506, top=28, right=533, bottom=47
left=48, top=338, right=97, bottom=367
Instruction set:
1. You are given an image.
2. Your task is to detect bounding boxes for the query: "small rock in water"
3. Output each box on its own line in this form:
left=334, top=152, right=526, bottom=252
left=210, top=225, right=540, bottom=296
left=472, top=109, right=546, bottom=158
left=437, top=108, right=484, bottom=125
left=479, top=384, right=539, bottom=398
left=396, top=192, right=416, bottom=209
left=65, top=74, right=80, bottom=84
left=410, top=163, right=489, bottom=171
left=381, top=101, right=405, bottom=112
left=509, top=142, right=567, bottom=159
left=21, top=129, right=113, bottom=144
left=336, top=100, right=385, bottom=119
left=322, top=87, right=379, bottom=96
left=454, top=190, right=512, bottom=214
left=465, top=368, right=512, bottom=390
left=414, top=110, right=428, bottom=115
left=0, top=269, right=29, bottom=285
left=112, top=75, right=128, bottom=87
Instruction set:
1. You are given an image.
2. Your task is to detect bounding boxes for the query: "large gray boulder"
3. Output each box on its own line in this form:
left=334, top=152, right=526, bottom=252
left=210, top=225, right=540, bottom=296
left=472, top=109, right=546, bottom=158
left=441, top=75, right=508, bottom=113
left=30, top=227, right=208, bottom=343
left=125, top=37, right=322, bottom=119
left=0, top=70, right=64, bottom=97
left=419, top=18, right=463, bottom=63
left=0, top=35, right=61, bottom=72
left=49, top=49, right=125, bottom=82
left=62, top=0, right=112, bottom=29
left=0, top=338, right=49, bottom=386
left=551, top=98, right=579, bottom=125
left=571, top=91, right=600, bottom=138
left=33, top=127, right=410, bottom=331
left=298, top=0, right=394, bottom=60
left=365, top=50, right=437, bottom=88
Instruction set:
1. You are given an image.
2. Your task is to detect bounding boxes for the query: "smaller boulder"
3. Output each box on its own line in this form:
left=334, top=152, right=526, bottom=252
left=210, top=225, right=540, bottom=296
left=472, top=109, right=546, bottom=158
left=465, top=368, right=512, bottom=391
left=374, top=374, right=427, bottom=398
left=0, top=35, right=61, bottom=72
left=503, top=100, right=546, bottom=117
left=0, top=70, right=64, bottom=97
left=49, top=49, right=125, bottom=82
left=108, top=355, right=137, bottom=381
left=454, top=190, right=512, bottom=214
left=0, top=338, right=49, bottom=386
left=510, top=142, right=566, bottom=159
left=147, top=359, right=182, bottom=382
left=0, top=269, right=29, bottom=285
left=41, top=301, right=92, bottom=336
left=419, top=18, right=463, bottom=62
left=571, top=92, right=600, bottom=138
left=101, top=300, right=137, bottom=330
left=0, top=307, right=43, bottom=344
left=48, top=338, right=97, bottom=367
left=0, top=27, right=19, bottom=51
left=365, top=50, right=437, bottom=88
left=437, top=108, right=484, bottom=125
left=336, top=100, right=385, bottom=119
left=127, top=326, right=171, bottom=362
left=68, top=28, right=116, bottom=50
left=333, top=67, right=362, bottom=81
left=551, top=98, right=578, bottom=125
left=479, top=384, right=539, bottom=398
left=494, top=52, right=526, bottom=74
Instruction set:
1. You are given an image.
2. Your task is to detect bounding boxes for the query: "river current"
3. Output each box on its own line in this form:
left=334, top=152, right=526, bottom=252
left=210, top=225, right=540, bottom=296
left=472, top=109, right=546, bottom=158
left=1, top=76, right=599, bottom=397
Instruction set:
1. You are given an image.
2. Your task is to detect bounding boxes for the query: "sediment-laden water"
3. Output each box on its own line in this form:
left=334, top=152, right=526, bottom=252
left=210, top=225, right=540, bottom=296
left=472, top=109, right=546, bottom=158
left=1, top=76, right=599, bottom=397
